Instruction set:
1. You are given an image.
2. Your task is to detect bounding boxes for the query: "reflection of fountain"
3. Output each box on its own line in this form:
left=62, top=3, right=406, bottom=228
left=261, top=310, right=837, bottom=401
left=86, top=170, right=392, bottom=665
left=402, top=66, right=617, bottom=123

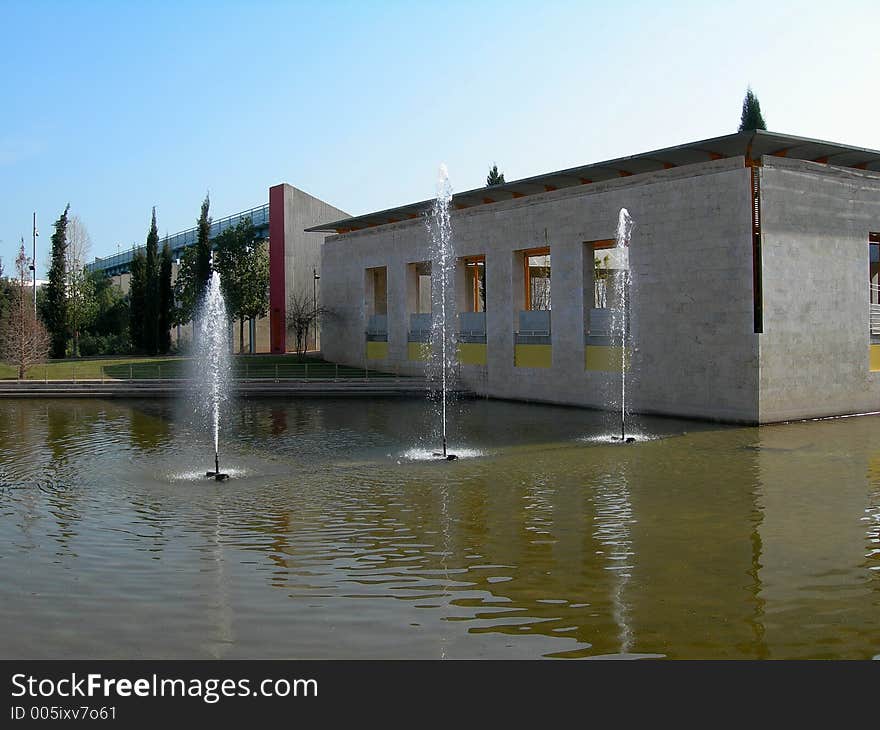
left=610, top=209, right=635, bottom=443
left=426, top=164, right=458, bottom=460
left=196, top=271, right=231, bottom=481
left=592, top=469, right=635, bottom=654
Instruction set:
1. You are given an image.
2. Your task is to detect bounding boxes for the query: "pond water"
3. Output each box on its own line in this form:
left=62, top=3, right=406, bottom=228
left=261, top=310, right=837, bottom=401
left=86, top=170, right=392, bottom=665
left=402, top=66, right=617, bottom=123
left=1, top=397, right=878, bottom=659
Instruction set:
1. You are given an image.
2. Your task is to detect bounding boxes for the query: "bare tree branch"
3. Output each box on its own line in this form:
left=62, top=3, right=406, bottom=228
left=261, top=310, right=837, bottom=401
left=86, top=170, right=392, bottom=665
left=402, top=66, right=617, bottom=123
left=0, top=243, right=50, bottom=379
left=286, top=291, right=333, bottom=361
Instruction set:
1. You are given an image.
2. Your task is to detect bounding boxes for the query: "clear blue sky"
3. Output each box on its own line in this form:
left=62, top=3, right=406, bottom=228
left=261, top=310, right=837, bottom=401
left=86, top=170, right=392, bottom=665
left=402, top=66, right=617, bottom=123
left=1, top=0, right=878, bottom=276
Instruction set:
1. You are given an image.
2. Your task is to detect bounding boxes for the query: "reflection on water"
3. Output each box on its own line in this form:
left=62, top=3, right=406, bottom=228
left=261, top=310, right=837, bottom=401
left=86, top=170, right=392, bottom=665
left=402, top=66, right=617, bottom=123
left=1, top=398, right=879, bottom=659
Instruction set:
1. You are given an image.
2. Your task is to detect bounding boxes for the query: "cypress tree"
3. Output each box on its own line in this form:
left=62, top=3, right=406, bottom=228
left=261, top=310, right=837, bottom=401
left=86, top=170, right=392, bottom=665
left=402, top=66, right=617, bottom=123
left=129, top=249, right=146, bottom=354
left=44, top=204, right=70, bottom=358
left=738, top=88, right=767, bottom=132
left=487, top=164, right=505, bottom=186
left=195, top=194, right=212, bottom=298
left=143, top=207, right=160, bottom=355
left=158, top=240, right=173, bottom=354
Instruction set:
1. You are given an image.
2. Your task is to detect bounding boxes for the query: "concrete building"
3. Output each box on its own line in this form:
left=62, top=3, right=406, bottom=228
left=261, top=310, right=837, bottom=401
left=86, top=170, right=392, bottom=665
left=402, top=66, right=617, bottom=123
left=314, top=130, right=880, bottom=424
left=87, top=184, right=346, bottom=353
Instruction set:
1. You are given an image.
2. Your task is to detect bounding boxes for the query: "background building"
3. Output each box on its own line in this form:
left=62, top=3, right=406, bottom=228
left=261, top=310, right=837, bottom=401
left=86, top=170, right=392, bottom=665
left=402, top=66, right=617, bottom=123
left=87, top=184, right=346, bottom=353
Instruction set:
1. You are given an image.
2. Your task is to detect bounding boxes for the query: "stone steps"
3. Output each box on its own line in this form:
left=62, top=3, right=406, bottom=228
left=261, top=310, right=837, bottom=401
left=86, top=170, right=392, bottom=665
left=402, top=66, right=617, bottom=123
left=0, top=379, right=470, bottom=399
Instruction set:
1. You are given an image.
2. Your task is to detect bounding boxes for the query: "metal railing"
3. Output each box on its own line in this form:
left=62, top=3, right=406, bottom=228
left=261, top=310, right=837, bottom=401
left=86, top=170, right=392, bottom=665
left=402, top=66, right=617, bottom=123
left=86, top=203, right=270, bottom=274
left=871, top=285, right=880, bottom=336
left=1, top=361, right=408, bottom=383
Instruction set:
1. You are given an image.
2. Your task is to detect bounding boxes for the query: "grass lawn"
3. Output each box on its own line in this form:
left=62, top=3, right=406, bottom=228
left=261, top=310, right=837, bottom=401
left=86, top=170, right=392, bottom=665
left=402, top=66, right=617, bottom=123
left=0, top=354, right=399, bottom=380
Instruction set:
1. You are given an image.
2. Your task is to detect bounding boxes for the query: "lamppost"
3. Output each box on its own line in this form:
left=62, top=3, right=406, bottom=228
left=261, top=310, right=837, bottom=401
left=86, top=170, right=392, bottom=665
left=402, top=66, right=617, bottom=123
left=31, top=212, right=38, bottom=316
left=313, top=268, right=320, bottom=353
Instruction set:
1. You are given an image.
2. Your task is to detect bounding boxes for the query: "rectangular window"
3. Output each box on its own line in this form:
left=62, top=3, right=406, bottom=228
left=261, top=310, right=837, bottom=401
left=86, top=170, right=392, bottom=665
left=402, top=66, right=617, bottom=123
left=870, top=233, right=880, bottom=339
left=523, top=247, right=551, bottom=310
left=365, top=266, right=388, bottom=342
left=588, top=239, right=615, bottom=309
left=369, top=267, right=387, bottom=315
left=463, top=256, right=486, bottom=312
left=406, top=261, right=432, bottom=344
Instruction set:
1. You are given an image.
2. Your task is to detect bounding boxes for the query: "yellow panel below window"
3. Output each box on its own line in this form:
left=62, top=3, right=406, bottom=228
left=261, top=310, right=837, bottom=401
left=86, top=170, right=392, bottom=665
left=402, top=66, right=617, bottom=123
left=458, top=342, right=488, bottom=366
left=870, top=344, right=880, bottom=372
left=585, top=345, right=629, bottom=372
left=514, top=344, right=551, bottom=368
left=366, top=341, right=388, bottom=361
left=407, top=342, right=429, bottom=362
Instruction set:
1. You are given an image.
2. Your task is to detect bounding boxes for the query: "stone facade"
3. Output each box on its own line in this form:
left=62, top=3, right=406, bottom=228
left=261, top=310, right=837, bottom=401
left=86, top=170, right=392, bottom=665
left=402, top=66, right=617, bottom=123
left=320, top=154, right=880, bottom=424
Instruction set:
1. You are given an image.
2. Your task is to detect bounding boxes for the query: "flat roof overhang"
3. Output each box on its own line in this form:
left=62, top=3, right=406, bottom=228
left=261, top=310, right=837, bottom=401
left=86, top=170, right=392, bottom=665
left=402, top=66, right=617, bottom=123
left=307, top=130, right=880, bottom=234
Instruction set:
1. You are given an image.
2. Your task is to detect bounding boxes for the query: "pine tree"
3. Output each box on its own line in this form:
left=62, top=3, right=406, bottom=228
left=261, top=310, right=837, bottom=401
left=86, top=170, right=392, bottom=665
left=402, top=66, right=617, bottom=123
left=195, top=194, right=212, bottom=297
left=738, top=88, right=767, bottom=132
left=143, top=207, right=160, bottom=355
left=487, top=164, right=505, bottom=186
left=129, top=248, right=147, bottom=354
left=44, top=204, right=70, bottom=358
left=158, top=240, right=173, bottom=354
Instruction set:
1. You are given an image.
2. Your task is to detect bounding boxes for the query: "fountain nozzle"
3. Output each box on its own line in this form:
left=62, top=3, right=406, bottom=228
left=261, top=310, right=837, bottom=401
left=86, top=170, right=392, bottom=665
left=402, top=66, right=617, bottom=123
left=206, top=450, right=229, bottom=481
left=432, top=435, right=457, bottom=461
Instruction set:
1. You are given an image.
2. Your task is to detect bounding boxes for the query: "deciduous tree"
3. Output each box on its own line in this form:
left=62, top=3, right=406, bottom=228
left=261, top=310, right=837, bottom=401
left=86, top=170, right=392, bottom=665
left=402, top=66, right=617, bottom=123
left=65, top=215, right=93, bottom=357
left=214, top=218, right=269, bottom=353
left=0, top=242, right=50, bottom=378
left=78, top=270, right=130, bottom=356
left=171, top=243, right=200, bottom=330
left=286, top=291, right=330, bottom=360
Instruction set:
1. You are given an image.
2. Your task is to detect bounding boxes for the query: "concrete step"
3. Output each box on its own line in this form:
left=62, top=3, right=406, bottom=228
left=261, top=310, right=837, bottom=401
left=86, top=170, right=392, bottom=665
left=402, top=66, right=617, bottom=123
left=0, top=379, right=471, bottom=399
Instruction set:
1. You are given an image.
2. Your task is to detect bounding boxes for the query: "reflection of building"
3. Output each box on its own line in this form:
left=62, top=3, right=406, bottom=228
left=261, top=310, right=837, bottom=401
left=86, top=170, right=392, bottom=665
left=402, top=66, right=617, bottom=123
left=86, top=185, right=346, bottom=354
left=753, top=422, right=880, bottom=658
left=317, top=131, right=880, bottom=423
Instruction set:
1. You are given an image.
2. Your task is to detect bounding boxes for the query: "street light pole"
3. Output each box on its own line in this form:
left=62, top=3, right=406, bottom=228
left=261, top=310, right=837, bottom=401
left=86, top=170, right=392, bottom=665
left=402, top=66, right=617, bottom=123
left=313, top=268, right=320, bottom=353
left=31, top=212, right=38, bottom=316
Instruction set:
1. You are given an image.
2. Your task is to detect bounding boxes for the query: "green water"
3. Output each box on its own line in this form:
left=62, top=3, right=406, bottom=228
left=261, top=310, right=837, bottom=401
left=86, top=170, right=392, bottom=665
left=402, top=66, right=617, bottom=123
left=0, top=398, right=878, bottom=659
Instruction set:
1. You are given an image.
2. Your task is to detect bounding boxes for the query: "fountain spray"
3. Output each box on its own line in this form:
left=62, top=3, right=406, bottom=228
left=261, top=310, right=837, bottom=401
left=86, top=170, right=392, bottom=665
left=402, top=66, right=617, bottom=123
left=196, top=268, right=232, bottom=481
left=613, top=208, right=635, bottom=444
left=427, top=165, right=458, bottom=461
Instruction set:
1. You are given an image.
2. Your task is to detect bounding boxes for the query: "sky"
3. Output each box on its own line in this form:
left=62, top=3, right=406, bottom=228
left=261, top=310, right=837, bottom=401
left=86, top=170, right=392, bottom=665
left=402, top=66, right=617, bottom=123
left=1, top=0, right=878, bottom=276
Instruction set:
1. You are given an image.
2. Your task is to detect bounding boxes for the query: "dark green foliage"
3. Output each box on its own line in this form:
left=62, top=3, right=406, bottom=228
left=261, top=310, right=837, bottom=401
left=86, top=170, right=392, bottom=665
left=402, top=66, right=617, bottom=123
left=129, top=249, right=146, bottom=354
left=171, top=243, right=200, bottom=327
left=158, top=240, right=173, bottom=354
left=88, top=272, right=129, bottom=335
left=213, top=217, right=269, bottom=352
left=172, top=195, right=218, bottom=332
left=0, top=258, right=13, bottom=323
left=195, top=194, right=212, bottom=296
left=44, top=204, right=70, bottom=358
left=487, top=164, right=505, bottom=186
left=78, top=271, right=130, bottom=356
left=738, top=88, right=767, bottom=132
left=143, top=207, right=160, bottom=355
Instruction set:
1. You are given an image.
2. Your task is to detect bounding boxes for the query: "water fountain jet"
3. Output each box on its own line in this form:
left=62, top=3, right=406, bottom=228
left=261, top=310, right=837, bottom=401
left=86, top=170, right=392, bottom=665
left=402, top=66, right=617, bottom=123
left=610, top=208, right=635, bottom=444
left=426, top=164, right=457, bottom=461
left=195, top=269, right=232, bottom=480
